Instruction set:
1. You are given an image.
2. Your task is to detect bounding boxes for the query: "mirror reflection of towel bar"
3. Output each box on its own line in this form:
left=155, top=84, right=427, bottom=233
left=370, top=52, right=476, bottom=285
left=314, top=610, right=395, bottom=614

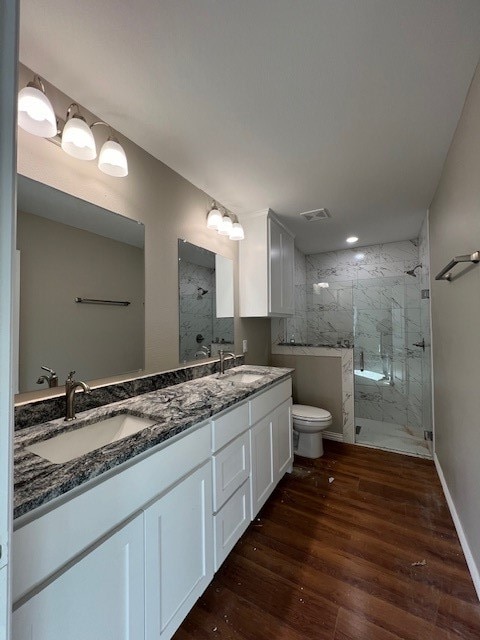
left=435, top=251, right=480, bottom=281
left=75, top=297, right=130, bottom=306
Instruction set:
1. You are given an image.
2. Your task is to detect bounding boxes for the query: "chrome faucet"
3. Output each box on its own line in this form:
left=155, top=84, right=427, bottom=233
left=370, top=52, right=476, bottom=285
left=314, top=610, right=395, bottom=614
left=37, top=365, right=58, bottom=388
left=65, top=371, right=91, bottom=421
left=219, top=350, right=236, bottom=375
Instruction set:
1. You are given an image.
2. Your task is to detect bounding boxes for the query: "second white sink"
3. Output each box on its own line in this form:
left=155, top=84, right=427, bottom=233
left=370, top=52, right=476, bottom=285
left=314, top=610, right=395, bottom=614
left=26, top=414, right=156, bottom=464
left=222, top=371, right=264, bottom=384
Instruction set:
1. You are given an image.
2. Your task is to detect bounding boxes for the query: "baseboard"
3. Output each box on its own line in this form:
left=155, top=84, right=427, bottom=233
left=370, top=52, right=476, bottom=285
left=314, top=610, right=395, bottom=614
left=434, top=453, right=480, bottom=601
left=322, top=430, right=344, bottom=442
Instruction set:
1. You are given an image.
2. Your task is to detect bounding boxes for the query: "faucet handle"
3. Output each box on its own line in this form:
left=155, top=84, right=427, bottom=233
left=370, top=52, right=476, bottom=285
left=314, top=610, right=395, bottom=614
left=41, top=365, right=56, bottom=375
left=66, top=371, right=76, bottom=382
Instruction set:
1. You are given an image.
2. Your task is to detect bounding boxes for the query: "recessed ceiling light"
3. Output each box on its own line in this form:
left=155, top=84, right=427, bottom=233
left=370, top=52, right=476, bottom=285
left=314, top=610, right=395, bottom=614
left=346, top=236, right=359, bottom=244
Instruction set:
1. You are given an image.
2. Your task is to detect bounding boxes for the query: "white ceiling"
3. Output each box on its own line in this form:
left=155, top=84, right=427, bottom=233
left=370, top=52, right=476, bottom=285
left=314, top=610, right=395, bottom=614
left=19, top=0, right=480, bottom=254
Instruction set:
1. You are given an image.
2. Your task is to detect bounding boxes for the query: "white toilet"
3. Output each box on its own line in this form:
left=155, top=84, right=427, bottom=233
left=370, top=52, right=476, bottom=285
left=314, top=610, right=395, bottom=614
left=292, top=404, right=333, bottom=458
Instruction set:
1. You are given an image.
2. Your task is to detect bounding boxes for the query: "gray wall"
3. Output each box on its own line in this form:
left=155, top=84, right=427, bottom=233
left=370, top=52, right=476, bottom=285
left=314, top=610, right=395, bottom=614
left=17, top=62, right=270, bottom=401
left=270, top=353, right=343, bottom=434
left=429, top=62, right=480, bottom=579
left=17, top=211, right=144, bottom=391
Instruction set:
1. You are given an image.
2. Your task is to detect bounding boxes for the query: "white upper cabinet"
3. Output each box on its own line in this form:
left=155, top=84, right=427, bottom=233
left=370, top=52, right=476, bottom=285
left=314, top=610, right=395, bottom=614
left=239, top=209, right=294, bottom=317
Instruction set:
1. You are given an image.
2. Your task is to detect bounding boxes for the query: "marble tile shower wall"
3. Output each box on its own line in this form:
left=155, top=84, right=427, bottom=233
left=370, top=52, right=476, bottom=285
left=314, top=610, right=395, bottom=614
left=179, top=261, right=215, bottom=362
left=179, top=261, right=234, bottom=362
left=306, top=240, right=425, bottom=432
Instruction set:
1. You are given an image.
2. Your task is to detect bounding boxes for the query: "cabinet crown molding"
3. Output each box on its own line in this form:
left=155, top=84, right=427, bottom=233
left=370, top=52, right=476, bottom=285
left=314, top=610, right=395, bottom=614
left=238, top=208, right=295, bottom=239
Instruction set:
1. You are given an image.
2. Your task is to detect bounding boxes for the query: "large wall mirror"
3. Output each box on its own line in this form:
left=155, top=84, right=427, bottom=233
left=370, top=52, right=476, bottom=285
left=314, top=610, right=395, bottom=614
left=178, top=239, right=234, bottom=363
left=16, top=175, right=145, bottom=394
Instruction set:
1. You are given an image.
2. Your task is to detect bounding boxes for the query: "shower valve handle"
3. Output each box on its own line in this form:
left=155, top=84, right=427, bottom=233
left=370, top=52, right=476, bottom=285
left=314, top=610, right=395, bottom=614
left=413, top=339, right=426, bottom=351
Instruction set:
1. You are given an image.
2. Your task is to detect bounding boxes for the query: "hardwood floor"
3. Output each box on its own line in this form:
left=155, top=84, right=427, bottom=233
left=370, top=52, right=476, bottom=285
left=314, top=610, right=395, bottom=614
left=174, top=441, right=480, bottom=639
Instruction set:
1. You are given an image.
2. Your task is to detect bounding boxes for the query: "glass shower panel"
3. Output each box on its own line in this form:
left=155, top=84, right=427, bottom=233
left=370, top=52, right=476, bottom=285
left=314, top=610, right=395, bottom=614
left=353, top=275, right=431, bottom=457
left=306, top=279, right=354, bottom=346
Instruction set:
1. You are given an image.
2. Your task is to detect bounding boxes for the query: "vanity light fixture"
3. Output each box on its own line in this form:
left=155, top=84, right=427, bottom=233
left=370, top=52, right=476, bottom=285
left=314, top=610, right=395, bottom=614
left=206, top=202, right=223, bottom=229
left=206, top=204, right=244, bottom=240
left=61, top=103, right=97, bottom=160
left=229, top=222, right=245, bottom=241
left=346, top=236, right=359, bottom=244
left=218, top=214, right=233, bottom=236
left=92, top=122, right=128, bottom=177
left=17, top=76, right=129, bottom=177
left=18, top=75, right=57, bottom=138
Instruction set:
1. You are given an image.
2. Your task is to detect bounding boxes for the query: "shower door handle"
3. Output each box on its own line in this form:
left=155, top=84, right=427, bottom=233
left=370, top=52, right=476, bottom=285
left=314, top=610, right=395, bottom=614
left=413, top=339, right=426, bottom=351
left=360, top=350, right=365, bottom=371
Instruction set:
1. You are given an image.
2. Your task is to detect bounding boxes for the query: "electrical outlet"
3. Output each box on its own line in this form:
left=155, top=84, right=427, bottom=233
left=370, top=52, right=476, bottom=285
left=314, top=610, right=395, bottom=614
left=242, top=339, right=248, bottom=353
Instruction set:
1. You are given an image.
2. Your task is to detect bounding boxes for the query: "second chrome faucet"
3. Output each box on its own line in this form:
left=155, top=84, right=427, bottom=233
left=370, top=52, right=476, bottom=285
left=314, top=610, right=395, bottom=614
left=65, top=371, right=91, bottom=421
left=219, top=350, right=236, bottom=375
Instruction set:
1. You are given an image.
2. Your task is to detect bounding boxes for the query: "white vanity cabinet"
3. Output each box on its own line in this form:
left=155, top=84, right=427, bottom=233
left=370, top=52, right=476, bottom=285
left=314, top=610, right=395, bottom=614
left=13, top=423, right=213, bottom=640
left=239, top=209, right=295, bottom=317
left=13, top=374, right=293, bottom=640
left=13, top=514, right=145, bottom=640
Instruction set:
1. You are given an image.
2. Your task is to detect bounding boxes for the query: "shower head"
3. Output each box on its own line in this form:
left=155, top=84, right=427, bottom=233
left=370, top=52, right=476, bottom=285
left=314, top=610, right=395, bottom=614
left=196, top=287, right=208, bottom=299
left=405, top=264, right=422, bottom=277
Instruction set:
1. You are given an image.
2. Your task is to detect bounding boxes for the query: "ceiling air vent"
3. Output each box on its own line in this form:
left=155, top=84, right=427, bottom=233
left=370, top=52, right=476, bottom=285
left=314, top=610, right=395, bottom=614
left=299, top=208, right=331, bottom=222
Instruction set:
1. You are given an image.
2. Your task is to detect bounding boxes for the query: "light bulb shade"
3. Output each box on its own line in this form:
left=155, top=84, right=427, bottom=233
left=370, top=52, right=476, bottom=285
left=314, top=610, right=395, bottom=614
left=218, top=215, right=233, bottom=236
left=229, top=222, right=244, bottom=240
left=206, top=206, right=222, bottom=229
left=18, top=86, right=57, bottom=137
left=61, top=116, right=97, bottom=160
left=98, top=139, right=128, bottom=177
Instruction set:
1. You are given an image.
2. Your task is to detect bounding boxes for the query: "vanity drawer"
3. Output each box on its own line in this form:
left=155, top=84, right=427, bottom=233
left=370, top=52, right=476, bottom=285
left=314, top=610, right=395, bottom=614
left=249, top=378, right=292, bottom=425
left=211, top=402, right=249, bottom=452
left=212, top=431, right=250, bottom=512
left=213, top=479, right=251, bottom=571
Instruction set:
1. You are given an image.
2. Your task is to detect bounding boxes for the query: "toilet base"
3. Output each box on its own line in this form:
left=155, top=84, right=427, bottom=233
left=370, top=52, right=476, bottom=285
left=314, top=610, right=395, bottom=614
left=294, top=430, right=324, bottom=458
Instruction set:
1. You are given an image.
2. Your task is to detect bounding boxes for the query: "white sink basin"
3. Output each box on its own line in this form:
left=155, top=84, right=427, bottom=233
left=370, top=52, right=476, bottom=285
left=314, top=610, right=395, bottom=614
left=223, top=372, right=264, bottom=384
left=26, top=414, right=156, bottom=464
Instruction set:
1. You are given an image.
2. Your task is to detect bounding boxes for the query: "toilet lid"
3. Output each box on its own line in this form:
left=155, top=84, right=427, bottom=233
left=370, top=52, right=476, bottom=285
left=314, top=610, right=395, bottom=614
left=292, top=404, right=332, bottom=422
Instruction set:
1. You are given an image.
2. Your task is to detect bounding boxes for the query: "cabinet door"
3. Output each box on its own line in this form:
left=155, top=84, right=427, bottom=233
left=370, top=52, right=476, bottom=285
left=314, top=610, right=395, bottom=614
left=268, top=217, right=295, bottom=316
left=250, top=415, right=275, bottom=518
left=281, top=231, right=295, bottom=315
left=12, top=515, right=145, bottom=640
left=274, top=400, right=293, bottom=480
left=145, top=462, right=213, bottom=640
left=268, top=217, right=283, bottom=315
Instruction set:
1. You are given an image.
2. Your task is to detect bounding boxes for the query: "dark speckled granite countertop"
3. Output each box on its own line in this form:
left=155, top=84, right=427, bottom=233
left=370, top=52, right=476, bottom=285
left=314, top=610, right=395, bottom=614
left=14, top=365, right=292, bottom=520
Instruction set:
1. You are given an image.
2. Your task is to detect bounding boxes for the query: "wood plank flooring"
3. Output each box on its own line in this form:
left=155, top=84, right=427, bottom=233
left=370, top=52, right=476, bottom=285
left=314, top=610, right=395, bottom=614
left=174, top=441, right=480, bottom=639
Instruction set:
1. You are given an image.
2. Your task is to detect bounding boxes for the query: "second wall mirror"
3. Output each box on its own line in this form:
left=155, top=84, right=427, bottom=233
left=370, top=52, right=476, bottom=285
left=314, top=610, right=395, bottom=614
left=178, top=239, right=234, bottom=363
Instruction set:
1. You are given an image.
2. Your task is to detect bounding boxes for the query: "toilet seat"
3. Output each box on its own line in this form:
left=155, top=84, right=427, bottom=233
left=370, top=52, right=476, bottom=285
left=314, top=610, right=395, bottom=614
left=292, top=404, right=332, bottom=423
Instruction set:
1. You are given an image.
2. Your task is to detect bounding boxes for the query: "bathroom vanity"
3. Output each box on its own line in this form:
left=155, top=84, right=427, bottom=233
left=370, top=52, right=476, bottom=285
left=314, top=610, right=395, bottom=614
left=12, top=365, right=292, bottom=640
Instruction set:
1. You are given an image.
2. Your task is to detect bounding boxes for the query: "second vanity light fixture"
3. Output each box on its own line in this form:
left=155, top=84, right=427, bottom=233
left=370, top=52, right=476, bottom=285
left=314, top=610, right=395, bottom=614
left=206, top=202, right=244, bottom=241
left=18, top=75, right=128, bottom=177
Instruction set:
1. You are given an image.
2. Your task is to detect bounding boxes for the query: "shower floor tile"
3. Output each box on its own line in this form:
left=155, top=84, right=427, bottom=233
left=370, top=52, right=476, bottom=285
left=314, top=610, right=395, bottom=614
left=355, top=417, right=431, bottom=458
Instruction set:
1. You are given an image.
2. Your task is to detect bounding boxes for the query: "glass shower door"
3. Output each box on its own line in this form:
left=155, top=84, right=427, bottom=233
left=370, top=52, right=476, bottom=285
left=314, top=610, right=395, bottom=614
left=353, top=275, right=431, bottom=457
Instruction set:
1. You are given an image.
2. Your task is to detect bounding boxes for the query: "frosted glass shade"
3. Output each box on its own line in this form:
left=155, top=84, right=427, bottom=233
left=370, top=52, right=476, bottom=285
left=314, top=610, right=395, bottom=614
left=229, top=222, right=244, bottom=240
left=207, top=206, right=222, bottom=229
left=61, top=116, right=97, bottom=160
left=218, top=215, right=233, bottom=236
left=18, top=86, right=57, bottom=138
left=98, top=140, right=128, bottom=177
